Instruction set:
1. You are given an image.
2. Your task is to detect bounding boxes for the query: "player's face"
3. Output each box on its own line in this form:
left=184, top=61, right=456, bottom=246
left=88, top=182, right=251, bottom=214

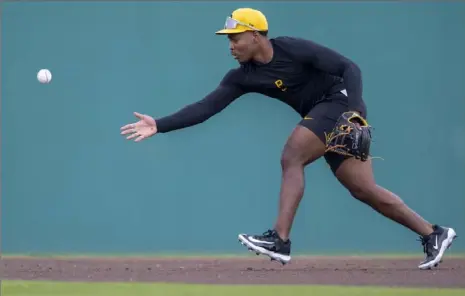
left=228, top=32, right=258, bottom=63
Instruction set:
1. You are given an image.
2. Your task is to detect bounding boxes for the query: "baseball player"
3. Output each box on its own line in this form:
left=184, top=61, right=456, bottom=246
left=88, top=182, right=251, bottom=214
left=120, top=8, right=457, bottom=269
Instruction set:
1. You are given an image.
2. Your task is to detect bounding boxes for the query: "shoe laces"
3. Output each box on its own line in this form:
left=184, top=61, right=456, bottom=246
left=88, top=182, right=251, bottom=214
left=418, top=236, right=431, bottom=256
left=258, top=229, right=276, bottom=239
left=418, top=230, right=441, bottom=257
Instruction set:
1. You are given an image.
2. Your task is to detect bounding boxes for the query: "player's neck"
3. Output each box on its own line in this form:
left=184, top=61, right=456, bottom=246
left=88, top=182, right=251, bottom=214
left=252, top=39, right=274, bottom=64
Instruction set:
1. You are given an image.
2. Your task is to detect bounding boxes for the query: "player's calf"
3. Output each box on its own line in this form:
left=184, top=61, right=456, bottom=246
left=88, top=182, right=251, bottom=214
left=337, top=160, right=435, bottom=237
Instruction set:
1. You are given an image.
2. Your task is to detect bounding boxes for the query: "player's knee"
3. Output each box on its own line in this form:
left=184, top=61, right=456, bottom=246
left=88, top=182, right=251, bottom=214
left=347, top=183, right=377, bottom=203
left=281, top=144, right=305, bottom=169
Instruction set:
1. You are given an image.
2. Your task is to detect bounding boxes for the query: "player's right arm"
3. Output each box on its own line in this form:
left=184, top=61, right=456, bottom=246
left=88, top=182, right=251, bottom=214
left=155, top=69, right=245, bottom=133
left=120, top=69, right=245, bottom=141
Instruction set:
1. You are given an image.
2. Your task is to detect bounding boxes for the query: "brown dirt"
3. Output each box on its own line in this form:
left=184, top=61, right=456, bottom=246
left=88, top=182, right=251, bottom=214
left=1, top=256, right=465, bottom=288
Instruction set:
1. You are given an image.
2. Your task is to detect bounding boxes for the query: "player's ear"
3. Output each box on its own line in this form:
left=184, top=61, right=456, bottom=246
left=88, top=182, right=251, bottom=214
left=252, top=31, right=260, bottom=43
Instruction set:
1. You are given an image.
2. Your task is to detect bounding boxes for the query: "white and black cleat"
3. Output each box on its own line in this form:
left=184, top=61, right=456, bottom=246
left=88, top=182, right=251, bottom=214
left=238, top=229, right=291, bottom=265
left=418, top=225, right=458, bottom=270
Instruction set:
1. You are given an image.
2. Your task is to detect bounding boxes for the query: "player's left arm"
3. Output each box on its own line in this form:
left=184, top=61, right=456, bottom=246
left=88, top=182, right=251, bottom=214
left=279, top=37, right=363, bottom=105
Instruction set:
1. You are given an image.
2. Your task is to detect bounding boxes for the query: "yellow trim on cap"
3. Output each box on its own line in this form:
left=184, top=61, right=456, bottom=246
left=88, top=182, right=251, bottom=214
left=215, top=28, right=248, bottom=35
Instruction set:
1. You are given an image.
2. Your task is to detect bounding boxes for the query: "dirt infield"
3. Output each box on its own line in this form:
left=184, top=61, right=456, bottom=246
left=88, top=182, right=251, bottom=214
left=2, top=256, right=465, bottom=288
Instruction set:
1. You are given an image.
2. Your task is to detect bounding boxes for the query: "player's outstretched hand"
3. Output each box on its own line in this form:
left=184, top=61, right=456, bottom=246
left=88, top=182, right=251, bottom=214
left=120, top=112, right=157, bottom=142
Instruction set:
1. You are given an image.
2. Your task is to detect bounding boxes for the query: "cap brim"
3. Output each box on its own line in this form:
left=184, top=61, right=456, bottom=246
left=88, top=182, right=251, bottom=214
left=215, top=28, right=247, bottom=35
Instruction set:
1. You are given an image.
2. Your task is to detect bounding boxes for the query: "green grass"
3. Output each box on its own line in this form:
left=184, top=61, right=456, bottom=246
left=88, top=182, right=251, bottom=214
left=2, top=281, right=465, bottom=296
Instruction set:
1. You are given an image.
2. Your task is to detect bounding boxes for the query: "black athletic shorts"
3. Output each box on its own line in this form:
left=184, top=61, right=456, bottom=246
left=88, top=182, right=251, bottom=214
left=298, top=90, right=368, bottom=175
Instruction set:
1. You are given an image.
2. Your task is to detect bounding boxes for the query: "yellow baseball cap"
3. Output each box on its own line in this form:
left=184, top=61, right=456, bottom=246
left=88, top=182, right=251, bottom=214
left=215, top=8, right=268, bottom=35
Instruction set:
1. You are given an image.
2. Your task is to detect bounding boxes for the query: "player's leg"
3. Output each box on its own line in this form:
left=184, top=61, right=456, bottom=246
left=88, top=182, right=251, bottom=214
left=238, top=125, right=326, bottom=264
left=275, top=125, right=327, bottom=240
left=238, top=99, right=338, bottom=264
left=327, top=136, right=457, bottom=269
left=330, top=155, right=435, bottom=236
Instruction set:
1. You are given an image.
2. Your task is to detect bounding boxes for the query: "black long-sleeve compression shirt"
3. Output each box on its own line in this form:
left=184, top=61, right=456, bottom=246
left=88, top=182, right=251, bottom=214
left=156, top=36, right=363, bottom=133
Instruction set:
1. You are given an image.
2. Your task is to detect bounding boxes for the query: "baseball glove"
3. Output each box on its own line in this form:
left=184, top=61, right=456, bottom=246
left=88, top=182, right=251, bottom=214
left=325, top=111, right=373, bottom=161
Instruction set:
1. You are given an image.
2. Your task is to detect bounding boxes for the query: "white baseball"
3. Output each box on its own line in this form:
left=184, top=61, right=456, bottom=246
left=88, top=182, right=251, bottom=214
left=37, top=69, right=52, bottom=84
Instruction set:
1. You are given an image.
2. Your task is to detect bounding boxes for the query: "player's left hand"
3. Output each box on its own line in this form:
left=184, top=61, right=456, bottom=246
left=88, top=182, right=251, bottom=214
left=325, top=111, right=372, bottom=161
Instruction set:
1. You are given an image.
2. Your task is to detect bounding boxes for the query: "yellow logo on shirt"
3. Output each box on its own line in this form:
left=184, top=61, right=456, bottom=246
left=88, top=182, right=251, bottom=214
left=274, top=79, right=287, bottom=92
